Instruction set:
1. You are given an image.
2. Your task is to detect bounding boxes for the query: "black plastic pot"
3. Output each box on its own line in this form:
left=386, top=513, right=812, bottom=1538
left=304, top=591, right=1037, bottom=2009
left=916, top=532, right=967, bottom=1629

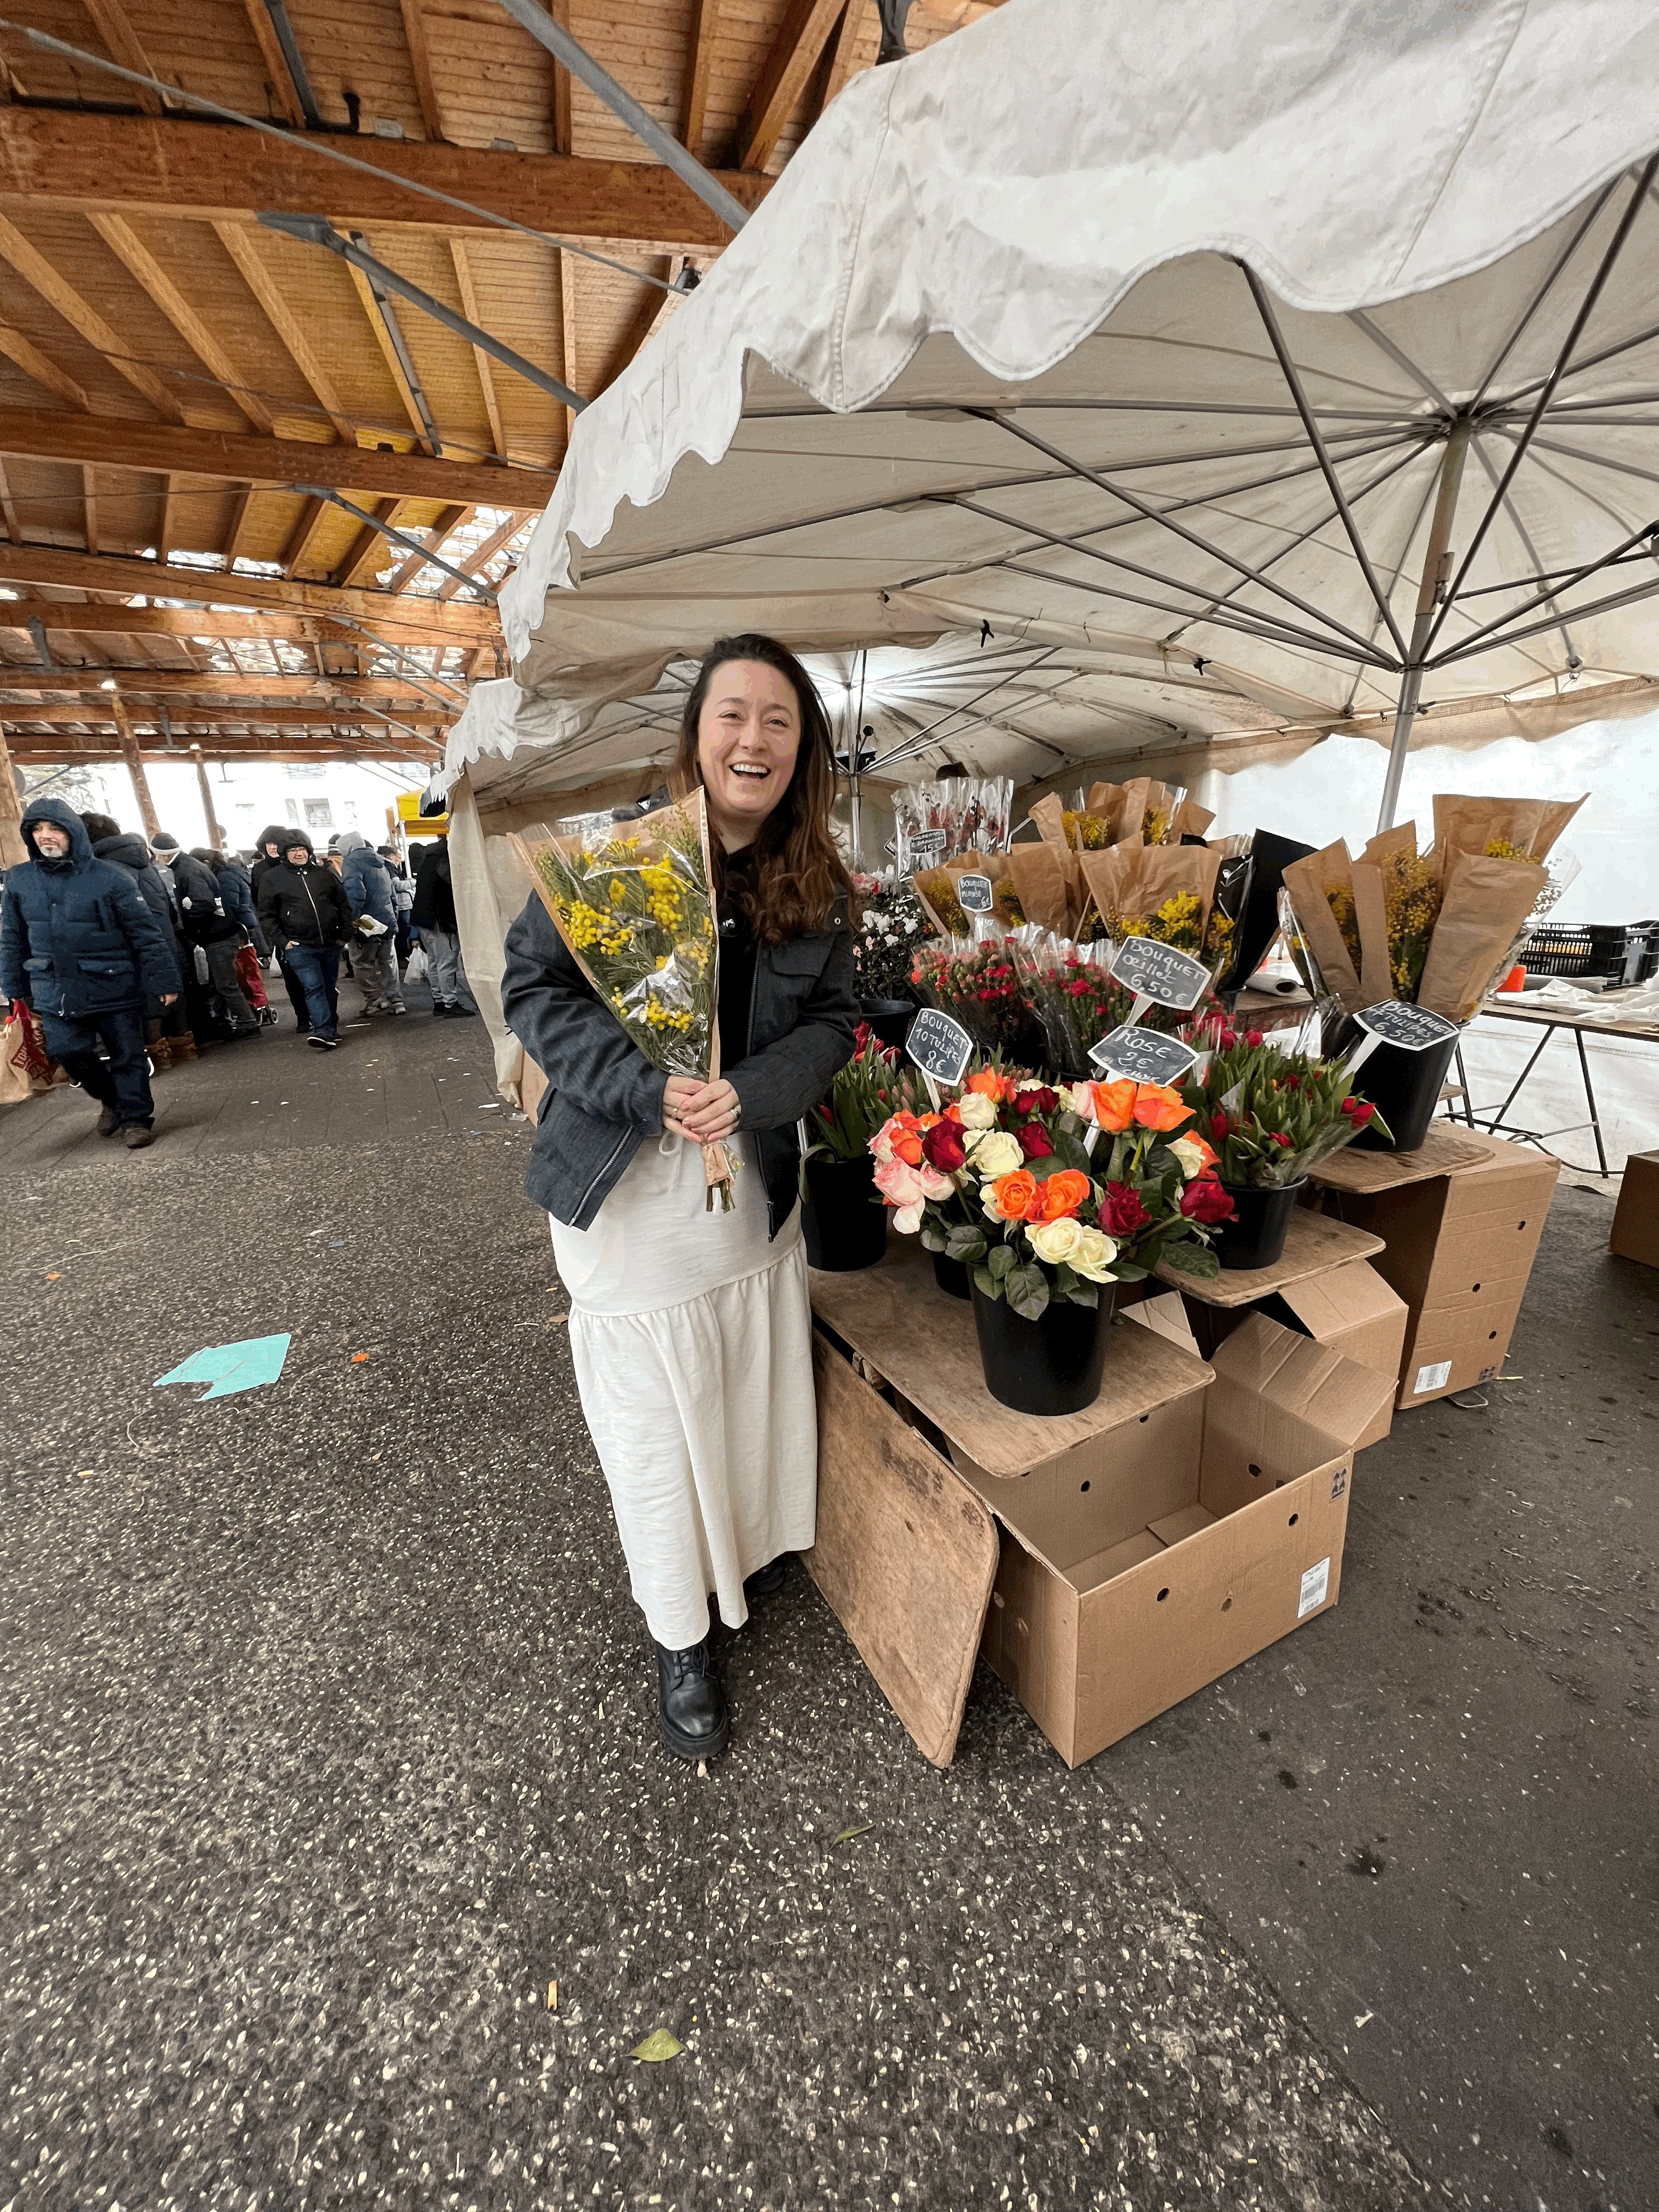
left=971, top=1276, right=1118, bottom=1415
left=1214, top=1178, right=1304, bottom=1271
left=932, top=1250, right=971, bottom=1300
left=1335, top=1023, right=1462, bottom=1152
left=802, top=1155, right=890, bottom=1272
left=859, top=997, right=915, bottom=1052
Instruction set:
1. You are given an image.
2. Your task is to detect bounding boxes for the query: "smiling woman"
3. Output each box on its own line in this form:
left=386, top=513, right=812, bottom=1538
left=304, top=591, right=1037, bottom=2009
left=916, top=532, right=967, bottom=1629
left=499, top=634, right=859, bottom=1767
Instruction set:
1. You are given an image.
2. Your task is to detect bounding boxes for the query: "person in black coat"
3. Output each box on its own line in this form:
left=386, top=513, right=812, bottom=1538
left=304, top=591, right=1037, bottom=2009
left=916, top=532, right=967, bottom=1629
left=252, top=822, right=313, bottom=1032
left=409, top=837, right=477, bottom=1017
left=83, top=816, right=191, bottom=1067
left=1, top=798, right=180, bottom=1144
left=255, top=829, right=353, bottom=1048
left=149, top=830, right=255, bottom=1040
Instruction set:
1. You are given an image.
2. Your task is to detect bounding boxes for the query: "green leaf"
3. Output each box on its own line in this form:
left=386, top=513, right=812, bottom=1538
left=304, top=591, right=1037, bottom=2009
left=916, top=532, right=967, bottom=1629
left=631, top=2030, right=684, bottom=2063
left=1113, top=1261, right=1149, bottom=1282
left=946, top=1224, right=988, bottom=1262
left=972, top=1266, right=1002, bottom=1300
left=1062, top=1279, right=1099, bottom=1309
left=1005, top=1265, right=1051, bottom=1321
left=986, top=1243, right=1014, bottom=1279
left=1049, top=1131, right=1094, bottom=1172
left=1161, top=1238, right=1221, bottom=1280
left=833, top=1822, right=873, bottom=1846
left=919, top=1222, right=946, bottom=1252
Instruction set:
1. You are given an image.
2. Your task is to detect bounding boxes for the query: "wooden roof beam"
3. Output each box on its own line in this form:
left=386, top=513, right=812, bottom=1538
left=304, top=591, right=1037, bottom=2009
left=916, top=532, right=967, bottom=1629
left=335, top=500, right=408, bottom=589
left=88, top=213, right=275, bottom=435
left=82, top=0, right=170, bottom=116
left=0, top=111, right=771, bottom=251
left=342, top=257, right=441, bottom=455
left=449, top=241, right=505, bottom=456
left=0, top=407, right=541, bottom=505
left=817, top=1, right=870, bottom=119
left=681, top=0, right=720, bottom=160
left=281, top=494, right=331, bottom=578
left=239, top=0, right=308, bottom=128
left=733, top=0, right=844, bottom=172
left=435, top=510, right=523, bottom=601
left=398, top=0, right=445, bottom=142
left=0, top=459, right=20, bottom=544
left=0, top=543, right=500, bottom=639
left=4, top=699, right=450, bottom=729
left=2, top=669, right=456, bottom=699
left=0, top=599, right=471, bottom=647
left=385, top=502, right=472, bottom=592
left=211, top=222, right=356, bottom=443
left=0, top=215, right=184, bottom=421
left=0, top=322, right=92, bottom=411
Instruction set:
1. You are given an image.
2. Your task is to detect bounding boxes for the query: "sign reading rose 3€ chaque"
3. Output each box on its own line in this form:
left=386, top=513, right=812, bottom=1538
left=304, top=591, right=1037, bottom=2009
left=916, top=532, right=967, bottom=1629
left=1088, top=1025, right=1200, bottom=1087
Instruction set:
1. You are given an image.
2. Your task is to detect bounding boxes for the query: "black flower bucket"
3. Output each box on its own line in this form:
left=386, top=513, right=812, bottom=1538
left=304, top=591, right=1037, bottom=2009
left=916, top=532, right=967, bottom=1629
left=802, top=1155, right=890, bottom=1272
left=970, top=1277, right=1119, bottom=1415
left=1214, top=1179, right=1305, bottom=1271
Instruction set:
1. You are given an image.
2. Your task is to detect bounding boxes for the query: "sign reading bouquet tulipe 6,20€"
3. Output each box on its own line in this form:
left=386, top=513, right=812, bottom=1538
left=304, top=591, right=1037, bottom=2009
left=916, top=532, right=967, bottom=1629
left=510, top=792, right=738, bottom=1213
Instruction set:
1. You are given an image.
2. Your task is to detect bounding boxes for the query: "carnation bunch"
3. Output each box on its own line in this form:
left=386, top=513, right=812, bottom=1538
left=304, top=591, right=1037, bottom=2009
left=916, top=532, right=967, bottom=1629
left=1180, top=1035, right=1389, bottom=1188
left=911, top=933, right=1043, bottom=1062
left=869, top=1067, right=1228, bottom=1319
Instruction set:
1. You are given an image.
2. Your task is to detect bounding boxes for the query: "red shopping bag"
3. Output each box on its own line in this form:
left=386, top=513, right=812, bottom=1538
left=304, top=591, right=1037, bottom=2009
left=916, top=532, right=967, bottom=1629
left=234, top=943, right=269, bottom=1011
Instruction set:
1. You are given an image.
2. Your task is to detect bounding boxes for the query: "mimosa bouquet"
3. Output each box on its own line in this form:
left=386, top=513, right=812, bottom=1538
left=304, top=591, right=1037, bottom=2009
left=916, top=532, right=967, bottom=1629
left=870, top=1068, right=1229, bottom=1317
left=511, top=791, right=737, bottom=1211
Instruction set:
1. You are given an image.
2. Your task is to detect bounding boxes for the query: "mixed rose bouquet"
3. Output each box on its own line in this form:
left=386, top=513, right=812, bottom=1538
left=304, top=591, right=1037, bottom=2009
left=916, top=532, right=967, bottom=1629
left=869, top=1066, right=1229, bottom=1319
left=1180, top=1031, right=1388, bottom=1188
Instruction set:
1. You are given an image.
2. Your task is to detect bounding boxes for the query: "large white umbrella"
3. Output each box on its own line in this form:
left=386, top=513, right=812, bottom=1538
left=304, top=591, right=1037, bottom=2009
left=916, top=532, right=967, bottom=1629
left=446, top=0, right=1659, bottom=832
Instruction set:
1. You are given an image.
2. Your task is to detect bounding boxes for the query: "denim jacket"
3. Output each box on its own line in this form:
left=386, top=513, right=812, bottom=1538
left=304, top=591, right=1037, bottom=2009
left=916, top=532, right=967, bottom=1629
left=501, top=889, right=859, bottom=1238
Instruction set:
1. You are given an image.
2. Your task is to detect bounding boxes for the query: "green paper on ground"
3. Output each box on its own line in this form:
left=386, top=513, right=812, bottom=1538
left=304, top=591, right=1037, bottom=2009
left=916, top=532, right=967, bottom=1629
left=154, top=1334, right=292, bottom=1400
left=631, top=2029, right=683, bottom=2062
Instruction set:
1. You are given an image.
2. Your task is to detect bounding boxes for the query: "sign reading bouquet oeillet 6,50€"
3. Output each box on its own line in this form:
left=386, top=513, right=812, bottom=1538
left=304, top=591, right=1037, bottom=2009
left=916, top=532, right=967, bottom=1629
left=1109, top=936, right=1211, bottom=1012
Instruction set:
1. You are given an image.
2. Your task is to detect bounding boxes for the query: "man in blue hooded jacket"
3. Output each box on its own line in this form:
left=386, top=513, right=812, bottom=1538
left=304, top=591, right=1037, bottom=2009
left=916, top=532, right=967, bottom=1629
left=1, top=797, right=181, bottom=1146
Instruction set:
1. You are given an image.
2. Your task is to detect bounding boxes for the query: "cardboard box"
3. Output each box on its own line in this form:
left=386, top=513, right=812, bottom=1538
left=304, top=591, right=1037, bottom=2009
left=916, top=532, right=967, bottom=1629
left=1610, top=1150, right=1659, bottom=1268
left=969, top=1305, right=1394, bottom=1768
left=1189, top=1260, right=1407, bottom=1450
left=1319, top=1131, right=1559, bottom=1406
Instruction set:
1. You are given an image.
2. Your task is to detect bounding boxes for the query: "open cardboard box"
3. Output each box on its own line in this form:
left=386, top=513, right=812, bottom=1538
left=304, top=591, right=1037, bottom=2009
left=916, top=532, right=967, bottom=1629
left=1191, top=1260, right=1407, bottom=1450
left=1611, top=1150, right=1659, bottom=1268
left=968, top=1297, right=1395, bottom=1768
left=1318, top=1130, right=1559, bottom=1406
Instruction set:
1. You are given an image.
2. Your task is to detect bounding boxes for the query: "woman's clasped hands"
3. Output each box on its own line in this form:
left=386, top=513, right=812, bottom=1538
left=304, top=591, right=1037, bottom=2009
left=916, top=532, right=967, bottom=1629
left=663, top=1075, right=741, bottom=1144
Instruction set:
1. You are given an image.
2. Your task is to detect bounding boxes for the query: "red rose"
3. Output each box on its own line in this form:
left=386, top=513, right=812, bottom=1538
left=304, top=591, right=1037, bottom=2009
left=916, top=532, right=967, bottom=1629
left=1341, top=1096, right=1375, bottom=1126
left=1211, top=1110, right=1230, bottom=1139
left=1014, top=1087, right=1059, bottom=1118
left=1245, top=1029, right=1265, bottom=1047
left=1101, top=1181, right=1151, bottom=1237
left=1181, top=1178, right=1236, bottom=1224
left=1016, top=1121, right=1054, bottom=1160
left=921, top=1119, right=968, bottom=1173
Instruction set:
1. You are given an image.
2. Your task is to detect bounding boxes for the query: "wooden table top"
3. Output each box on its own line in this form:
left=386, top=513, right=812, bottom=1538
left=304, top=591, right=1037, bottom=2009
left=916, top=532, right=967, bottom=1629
left=808, top=1235, right=1212, bottom=1481
left=1480, top=994, right=1659, bottom=1042
left=1154, top=1205, right=1384, bottom=1307
left=1310, top=1122, right=1489, bottom=1193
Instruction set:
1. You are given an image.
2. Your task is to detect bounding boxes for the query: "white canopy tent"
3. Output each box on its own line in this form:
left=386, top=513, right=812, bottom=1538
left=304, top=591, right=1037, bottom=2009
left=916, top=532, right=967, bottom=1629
left=442, top=0, right=1659, bottom=1099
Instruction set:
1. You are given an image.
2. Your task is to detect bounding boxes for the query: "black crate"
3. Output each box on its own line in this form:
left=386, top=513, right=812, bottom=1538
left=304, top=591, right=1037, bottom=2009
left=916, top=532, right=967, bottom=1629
left=1522, top=923, right=1595, bottom=975
left=1522, top=921, right=1659, bottom=983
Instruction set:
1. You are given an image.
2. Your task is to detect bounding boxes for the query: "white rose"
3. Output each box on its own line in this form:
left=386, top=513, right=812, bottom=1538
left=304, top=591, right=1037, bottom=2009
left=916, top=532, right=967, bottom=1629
left=1071, top=1224, right=1119, bottom=1281
left=1064, top=1081, right=1097, bottom=1120
left=966, top=1128, right=1024, bottom=1177
left=1027, top=1216, right=1085, bottom=1266
left=1169, top=1135, right=1209, bottom=1180
left=955, top=1092, right=997, bottom=1129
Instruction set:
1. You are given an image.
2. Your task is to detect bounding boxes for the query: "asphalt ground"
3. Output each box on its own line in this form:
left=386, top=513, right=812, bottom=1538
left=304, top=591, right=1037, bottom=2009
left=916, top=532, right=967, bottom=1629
left=2, top=995, right=1654, bottom=2211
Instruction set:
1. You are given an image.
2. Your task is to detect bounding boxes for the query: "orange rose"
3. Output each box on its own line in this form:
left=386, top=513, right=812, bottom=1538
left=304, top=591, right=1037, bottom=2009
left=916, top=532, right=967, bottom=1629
left=963, top=1068, right=1007, bottom=1100
left=885, top=1110, right=939, bottom=1166
left=1131, top=1082, right=1192, bottom=1132
left=1088, top=1078, right=1136, bottom=1132
left=988, top=1168, right=1039, bottom=1222
left=1036, top=1168, right=1092, bottom=1221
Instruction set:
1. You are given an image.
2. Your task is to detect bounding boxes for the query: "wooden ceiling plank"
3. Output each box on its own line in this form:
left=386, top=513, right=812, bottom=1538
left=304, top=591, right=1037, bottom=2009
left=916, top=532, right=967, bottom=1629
left=546, top=0, right=574, bottom=155
left=88, top=212, right=275, bottom=435
left=281, top=493, right=331, bottom=578
left=386, top=501, right=472, bottom=592
left=212, top=222, right=357, bottom=442
left=681, top=0, right=720, bottom=160
left=3, top=699, right=450, bottom=728
left=449, top=240, right=506, bottom=456
left=82, top=464, right=99, bottom=556
left=818, top=0, right=870, bottom=116
left=336, top=498, right=409, bottom=588
left=0, top=599, right=471, bottom=648
left=0, top=405, right=543, bottom=505
left=222, top=483, right=254, bottom=563
left=0, top=214, right=184, bottom=422
left=734, top=0, right=845, bottom=173
left=398, top=0, right=446, bottom=142
left=82, top=0, right=167, bottom=116
left=343, top=259, right=437, bottom=455
left=0, top=112, right=772, bottom=250
left=0, top=459, right=20, bottom=544
left=0, top=543, right=500, bottom=639
left=239, top=0, right=309, bottom=128
left=4, top=668, right=457, bottom=699
left=559, top=250, right=580, bottom=445
left=436, top=509, right=523, bottom=600
left=597, top=258, right=676, bottom=396
left=0, top=323, right=92, bottom=411
left=159, top=473, right=178, bottom=562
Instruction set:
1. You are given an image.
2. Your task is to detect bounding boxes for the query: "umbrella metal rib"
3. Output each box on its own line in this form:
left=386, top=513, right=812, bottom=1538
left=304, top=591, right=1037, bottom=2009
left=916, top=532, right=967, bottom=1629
left=1425, top=155, right=1659, bottom=658
left=1240, top=264, right=1411, bottom=662
left=1345, top=310, right=1453, bottom=415
left=1468, top=180, right=1622, bottom=411
left=1459, top=435, right=1580, bottom=667
left=1429, top=563, right=1659, bottom=669
left=973, top=407, right=1401, bottom=668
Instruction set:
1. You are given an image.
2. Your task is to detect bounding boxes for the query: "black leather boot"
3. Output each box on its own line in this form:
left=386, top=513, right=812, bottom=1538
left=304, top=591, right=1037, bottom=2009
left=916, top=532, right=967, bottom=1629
left=654, top=1640, right=729, bottom=1762
left=743, top=1556, right=788, bottom=1603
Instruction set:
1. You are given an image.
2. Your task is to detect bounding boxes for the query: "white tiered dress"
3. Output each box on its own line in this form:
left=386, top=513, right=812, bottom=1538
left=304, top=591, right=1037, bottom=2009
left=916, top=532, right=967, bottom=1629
left=550, top=1127, right=817, bottom=1649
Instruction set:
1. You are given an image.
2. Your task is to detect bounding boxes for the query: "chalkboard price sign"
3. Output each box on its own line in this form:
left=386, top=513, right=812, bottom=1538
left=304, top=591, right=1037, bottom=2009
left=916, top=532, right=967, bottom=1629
left=1088, top=1025, right=1200, bottom=1086
left=1353, top=1001, right=1460, bottom=1051
left=956, top=872, right=995, bottom=913
left=907, top=828, right=946, bottom=867
left=906, top=1008, right=974, bottom=1087
left=1109, top=935, right=1211, bottom=1011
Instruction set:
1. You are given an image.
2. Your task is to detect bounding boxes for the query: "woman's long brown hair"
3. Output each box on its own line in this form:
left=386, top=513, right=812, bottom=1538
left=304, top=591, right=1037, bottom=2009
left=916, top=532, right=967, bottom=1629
left=671, top=634, right=854, bottom=945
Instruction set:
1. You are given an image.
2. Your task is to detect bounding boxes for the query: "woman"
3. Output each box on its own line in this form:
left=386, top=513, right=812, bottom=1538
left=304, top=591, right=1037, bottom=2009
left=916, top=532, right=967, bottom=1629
left=501, top=635, right=858, bottom=1763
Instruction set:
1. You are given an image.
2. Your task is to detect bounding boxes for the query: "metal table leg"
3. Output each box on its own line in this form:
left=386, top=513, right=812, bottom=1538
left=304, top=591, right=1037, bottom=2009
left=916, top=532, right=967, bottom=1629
left=1485, top=1022, right=1558, bottom=1136
left=1575, top=1024, right=1611, bottom=1177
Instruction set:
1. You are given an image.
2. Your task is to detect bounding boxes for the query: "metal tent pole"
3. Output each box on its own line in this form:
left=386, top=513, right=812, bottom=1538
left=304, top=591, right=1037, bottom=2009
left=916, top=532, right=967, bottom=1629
left=1376, top=421, right=1471, bottom=832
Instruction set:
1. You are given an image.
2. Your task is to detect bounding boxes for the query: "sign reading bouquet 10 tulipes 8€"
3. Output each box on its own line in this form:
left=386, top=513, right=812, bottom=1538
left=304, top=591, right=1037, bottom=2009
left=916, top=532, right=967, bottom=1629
left=905, top=1007, right=975, bottom=1088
